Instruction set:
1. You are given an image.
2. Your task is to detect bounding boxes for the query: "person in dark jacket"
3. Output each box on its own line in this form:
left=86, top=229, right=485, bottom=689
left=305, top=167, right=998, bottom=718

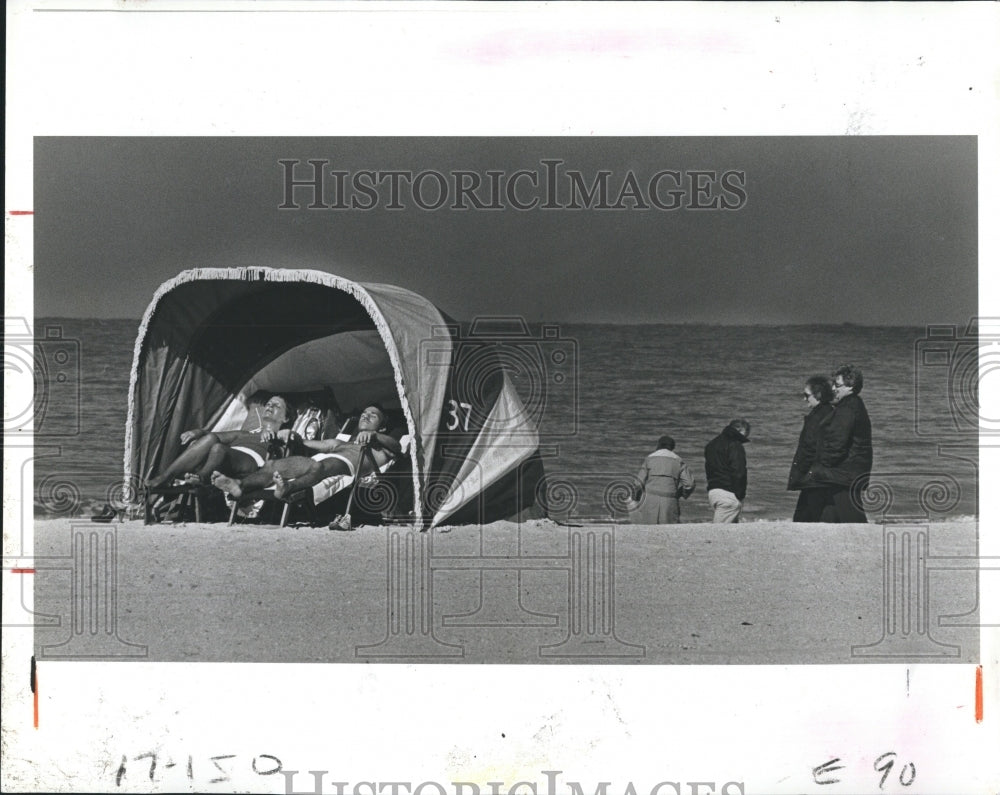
left=631, top=434, right=696, bottom=524
left=806, top=364, right=872, bottom=522
left=704, top=419, right=751, bottom=523
left=787, top=375, right=836, bottom=522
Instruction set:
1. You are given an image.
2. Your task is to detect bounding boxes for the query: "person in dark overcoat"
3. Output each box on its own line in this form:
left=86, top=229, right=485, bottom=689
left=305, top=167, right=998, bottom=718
left=787, top=375, right=836, bottom=522
left=806, top=364, right=872, bottom=523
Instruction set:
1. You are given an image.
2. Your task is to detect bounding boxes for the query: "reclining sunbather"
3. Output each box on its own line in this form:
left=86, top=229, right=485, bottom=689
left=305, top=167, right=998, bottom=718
left=145, top=395, right=294, bottom=488
left=210, top=405, right=401, bottom=501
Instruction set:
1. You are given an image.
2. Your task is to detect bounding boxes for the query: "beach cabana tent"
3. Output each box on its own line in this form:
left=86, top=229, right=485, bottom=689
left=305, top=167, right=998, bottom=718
left=124, top=267, right=546, bottom=527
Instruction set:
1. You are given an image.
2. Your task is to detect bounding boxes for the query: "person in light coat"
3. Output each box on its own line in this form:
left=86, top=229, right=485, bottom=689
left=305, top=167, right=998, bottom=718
left=631, top=435, right=696, bottom=524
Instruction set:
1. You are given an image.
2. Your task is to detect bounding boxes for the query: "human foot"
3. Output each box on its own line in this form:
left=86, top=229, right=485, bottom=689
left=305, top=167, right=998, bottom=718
left=273, top=471, right=292, bottom=499
left=210, top=471, right=242, bottom=498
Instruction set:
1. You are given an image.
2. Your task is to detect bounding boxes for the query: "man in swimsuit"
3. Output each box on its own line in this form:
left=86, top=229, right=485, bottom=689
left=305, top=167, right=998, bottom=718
left=145, top=395, right=294, bottom=488
left=211, top=405, right=401, bottom=501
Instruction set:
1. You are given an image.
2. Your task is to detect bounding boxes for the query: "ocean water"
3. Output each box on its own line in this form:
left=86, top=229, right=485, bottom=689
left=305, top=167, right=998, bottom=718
left=30, top=319, right=978, bottom=522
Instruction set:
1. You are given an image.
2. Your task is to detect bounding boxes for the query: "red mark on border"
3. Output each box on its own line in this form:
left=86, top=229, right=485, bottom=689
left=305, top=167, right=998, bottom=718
left=975, top=665, right=983, bottom=723
left=31, top=658, right=38, bottom=729
left=11, top=568, right=35, bottom=574
left=9, top=210, right=34, bottom=215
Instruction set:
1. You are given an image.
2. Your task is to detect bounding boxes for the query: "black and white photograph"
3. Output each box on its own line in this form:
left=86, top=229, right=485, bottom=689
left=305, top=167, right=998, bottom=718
left=25, top=135, right=982, bottom=666
left=3, top=3, right=999, bottom=795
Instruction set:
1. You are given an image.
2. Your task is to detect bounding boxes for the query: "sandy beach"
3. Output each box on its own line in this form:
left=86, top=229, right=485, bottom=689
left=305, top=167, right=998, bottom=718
left=31, top=517, right=978, bottom=665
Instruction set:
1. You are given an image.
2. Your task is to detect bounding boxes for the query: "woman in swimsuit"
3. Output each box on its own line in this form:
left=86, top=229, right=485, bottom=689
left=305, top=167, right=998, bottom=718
left=211, top=405, right=401, bottom=500
left=145, top=395, right=294, bottom=488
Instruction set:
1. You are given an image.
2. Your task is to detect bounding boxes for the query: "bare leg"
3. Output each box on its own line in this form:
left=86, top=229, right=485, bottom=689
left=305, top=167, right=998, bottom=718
left=215, top=456, right=354, bottom=500
left=272, top=457, right=352, bottom=499
left=211, top=472, right=243, bottom=499
left=194, top=442, right=231, bottom=482
left=147, top=434, right=219, bottom=488
left=229, top=460, right=285, bottom=493
left=210, top=461, right=277, bottom=499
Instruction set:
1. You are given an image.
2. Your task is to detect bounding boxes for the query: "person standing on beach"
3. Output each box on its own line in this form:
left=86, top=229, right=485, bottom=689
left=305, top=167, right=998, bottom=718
left=631, top=435, right=696, bottom=524
left=704, top=419, right=751, bottom=523
left=806, top=364, right=872, bottom=523
left=787, top=375, right=836, bottom=522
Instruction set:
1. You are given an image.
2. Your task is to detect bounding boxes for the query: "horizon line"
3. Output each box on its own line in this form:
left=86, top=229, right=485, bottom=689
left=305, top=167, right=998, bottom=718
left=32, top=315, right=953, bottom=329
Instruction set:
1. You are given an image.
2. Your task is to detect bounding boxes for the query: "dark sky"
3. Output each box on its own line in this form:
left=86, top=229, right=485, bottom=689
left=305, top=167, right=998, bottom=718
left=34, top=136, right=977, bottom=323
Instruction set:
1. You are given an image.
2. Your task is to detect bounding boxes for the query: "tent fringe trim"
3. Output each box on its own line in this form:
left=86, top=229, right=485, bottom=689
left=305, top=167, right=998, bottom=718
left=124, top=267, right=427, bottom=528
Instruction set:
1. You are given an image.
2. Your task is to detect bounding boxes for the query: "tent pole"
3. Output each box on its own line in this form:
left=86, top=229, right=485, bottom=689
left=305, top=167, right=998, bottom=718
left=329, top=443, right=377, bottom=532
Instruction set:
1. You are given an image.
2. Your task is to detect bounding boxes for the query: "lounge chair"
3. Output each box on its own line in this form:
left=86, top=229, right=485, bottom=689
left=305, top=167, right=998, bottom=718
left=227, top=425, right=411, bottom=528
left=144, top=391, right=337, bottom=525
left=144, top=480, right=217, bottom=525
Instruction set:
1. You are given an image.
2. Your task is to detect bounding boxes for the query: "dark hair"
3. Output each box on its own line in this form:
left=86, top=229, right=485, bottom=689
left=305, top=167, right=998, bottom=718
left=728, top=419, right=751, bottom=439
left=265, top=393, right=297, bottom=429
left=656, top=435, right=676, bottom=451
left=805, top=375, right=834, bottom=404
left=833, top=364, right=864, bottom=394
left=361, top=403, right=389, bottom=430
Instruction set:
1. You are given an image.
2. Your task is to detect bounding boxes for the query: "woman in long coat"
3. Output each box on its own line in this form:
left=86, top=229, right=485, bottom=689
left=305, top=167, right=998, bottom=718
left=807, top=365, right=873, bottom=522
left=632, top=435, right=696, bottom=524
left=787, top=375, right=836, bottom=522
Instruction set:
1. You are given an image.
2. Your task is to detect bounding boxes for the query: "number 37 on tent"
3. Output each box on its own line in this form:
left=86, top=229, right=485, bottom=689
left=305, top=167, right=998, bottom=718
left=125, top=268, right=547, bottom=529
